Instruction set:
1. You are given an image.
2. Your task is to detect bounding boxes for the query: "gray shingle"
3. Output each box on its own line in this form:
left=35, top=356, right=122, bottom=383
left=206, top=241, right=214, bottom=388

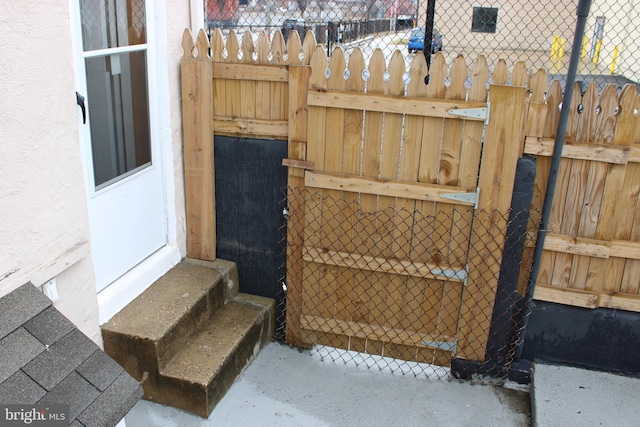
left=37, top=372, right=100, bottom=421
left=0, top=328, right=46, bottom=383
left=76, top=351, right=124, bottom=392
left=77, top=372, right=143, bottom=427
left=23, top=329, right=99, bottom=390
left=69, top=421, right=84, bottom=427
left=0, top=370, right=46, bottom=404
left=0, top=283, right=51, bottom=340
left=24, top=306, right=76, bottom=346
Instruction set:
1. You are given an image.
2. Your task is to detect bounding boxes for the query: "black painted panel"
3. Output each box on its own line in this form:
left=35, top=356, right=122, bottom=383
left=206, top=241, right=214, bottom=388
left=214, top=136, right=287, bottom=299
left=521, top=301, right=640, bottom=377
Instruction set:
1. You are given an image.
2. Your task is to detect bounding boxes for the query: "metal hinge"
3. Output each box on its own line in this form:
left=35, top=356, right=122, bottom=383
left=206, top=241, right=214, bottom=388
left=440, top=187, right=479, bottom=209
left=431, top=267, right=467, bottom=282
left=421, top=340, right=457, bottom=354
left=448, top=103, right=490, bottom=125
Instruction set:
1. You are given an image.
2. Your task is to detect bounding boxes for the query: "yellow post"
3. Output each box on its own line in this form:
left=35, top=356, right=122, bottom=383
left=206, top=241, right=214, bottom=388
left=551, top=35, right=560, bottom=59
left=593, top=39, right=602, bottom=64
left=559, top=37, right=566, bottom=60
left=610, top=45, right=619, bottom=74
left=581, top=36, right=589, bottom=58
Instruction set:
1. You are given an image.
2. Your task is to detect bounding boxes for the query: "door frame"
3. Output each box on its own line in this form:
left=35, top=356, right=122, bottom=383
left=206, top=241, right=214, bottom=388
left=68, top=0, right=180, bottom=323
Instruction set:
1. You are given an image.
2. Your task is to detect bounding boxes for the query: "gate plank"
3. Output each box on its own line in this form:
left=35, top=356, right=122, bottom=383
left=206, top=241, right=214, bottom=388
left=359, top=49, right=386, bottom=329
left=336, top=49, right=365, bottom=324
left=457, top=84, right=527, bottom=361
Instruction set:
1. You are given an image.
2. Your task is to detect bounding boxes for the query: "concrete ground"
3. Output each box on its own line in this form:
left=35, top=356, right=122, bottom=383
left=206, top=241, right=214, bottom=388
left=125, top=341, right=530, bottom=427
left=532, top=363, right=640, bottom=427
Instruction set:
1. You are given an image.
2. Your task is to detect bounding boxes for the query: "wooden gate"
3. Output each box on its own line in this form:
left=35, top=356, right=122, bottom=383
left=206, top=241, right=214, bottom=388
left=180, top=28, right=529, bottom=366
left=284, top=46, right=527, bottom=364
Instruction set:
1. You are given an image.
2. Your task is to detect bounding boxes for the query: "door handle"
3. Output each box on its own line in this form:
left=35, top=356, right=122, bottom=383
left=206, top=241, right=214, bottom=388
left=76, top=91, right=86, bottom=124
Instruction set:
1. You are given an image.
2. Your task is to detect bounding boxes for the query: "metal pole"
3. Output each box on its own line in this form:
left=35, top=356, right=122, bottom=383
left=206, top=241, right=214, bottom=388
left=517, top=0, right=592, bottom=359
left=423, top=0, right=436, bottom=68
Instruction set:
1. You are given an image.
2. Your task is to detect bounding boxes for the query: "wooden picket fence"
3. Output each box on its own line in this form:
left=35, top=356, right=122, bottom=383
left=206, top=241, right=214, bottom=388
left=180, top=27, right=640, bottom=369
left=524, top=72, right=640, bottom=312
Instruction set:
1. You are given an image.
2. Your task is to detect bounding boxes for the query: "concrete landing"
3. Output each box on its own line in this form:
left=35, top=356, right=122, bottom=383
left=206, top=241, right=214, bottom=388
left=126, top=342, right=531, bottom=426
left=532, top=363, right=640, bottom=427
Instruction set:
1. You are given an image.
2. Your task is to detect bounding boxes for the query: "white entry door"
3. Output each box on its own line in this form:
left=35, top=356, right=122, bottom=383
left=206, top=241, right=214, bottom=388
left=71, top=0, right=167, bottom=292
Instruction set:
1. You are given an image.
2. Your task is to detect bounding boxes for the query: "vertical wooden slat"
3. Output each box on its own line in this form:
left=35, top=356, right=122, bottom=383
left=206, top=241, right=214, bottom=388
left=284, top=62, right=311, bottom=347
left=339, top=49, right=365, bottom=326
left=590, top=85, right=635, bottom=296
left=360, top=49, right=386, bottom=329
left=397, top=53, right=428, bottom=348
left=619, top=88, right=640, bottom=296
left=436, top=55, right=468, bottom=341
left=182, top=29, right=215, bottom=260
left=379, top=51, right=406, bottom=332
left=571, top=85, right=618, bottom=292
left=550, top=83, right=591, bottom=289
left=457, top=84, right=527, bottom=361
left=240, top=32, right=256, bottom=120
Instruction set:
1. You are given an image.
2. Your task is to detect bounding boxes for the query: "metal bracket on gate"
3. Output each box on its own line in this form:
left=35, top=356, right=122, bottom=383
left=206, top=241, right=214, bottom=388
left=440, top=187, right=480, bottom=209
left=421, top=340, right=457, bottom=354
left=448, top=103, right=490, bottom=125
left=431, top=268, right=468, bottom=282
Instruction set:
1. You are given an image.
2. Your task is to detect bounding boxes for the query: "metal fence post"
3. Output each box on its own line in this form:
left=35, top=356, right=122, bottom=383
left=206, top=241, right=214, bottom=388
left=518, top=0, right=593, bottom=359
left=423, top=0, right=436, bottom=68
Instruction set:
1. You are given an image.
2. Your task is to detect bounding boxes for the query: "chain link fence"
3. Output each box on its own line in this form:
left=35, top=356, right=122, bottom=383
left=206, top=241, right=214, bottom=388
left=274, top=187, right=541, bottom=382
left=202, top=0, right=640, bottom=89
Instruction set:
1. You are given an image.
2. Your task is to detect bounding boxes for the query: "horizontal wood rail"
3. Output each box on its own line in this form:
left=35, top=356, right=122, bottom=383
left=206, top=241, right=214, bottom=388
left=301, top=315, right=455, bottom=350
left=303, top=247, right=467, bottom=282
left=534, top=285, right=640, bottom=312
left=304, top=171, right=476, bottom=205
left=524, top=136, right=630, bottom=164
left=212, top=116, right=288, bottom=138
left=212, top=63, right=289, bottom=82
left=307, top=90, right=487, bottom=119
left=526, top=232, right=640, bottom=260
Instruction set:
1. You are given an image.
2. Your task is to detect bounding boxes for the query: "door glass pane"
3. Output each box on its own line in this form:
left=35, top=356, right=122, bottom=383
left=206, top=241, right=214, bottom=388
left=85, top=51, right=151, bottom=188
left=80, top=0, right=146, bottom=51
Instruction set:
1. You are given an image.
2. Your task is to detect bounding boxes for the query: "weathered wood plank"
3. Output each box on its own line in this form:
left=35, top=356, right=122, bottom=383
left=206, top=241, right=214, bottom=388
left=301, top=315, right=455, bottom=350
left=302, top=247, right=466, bottom=282
left=212, top=116, right=288, bottom=138
left=181, top=31, right=215, bottom=260
left=523, top=136, right=629, bottom=164
left=304, top=172, right=476, bottom=205
left=533, top=284, right=599, bottom=308
left=307, top=90, right=486, bottom=119
left=457, top=84, right=527, bottom=361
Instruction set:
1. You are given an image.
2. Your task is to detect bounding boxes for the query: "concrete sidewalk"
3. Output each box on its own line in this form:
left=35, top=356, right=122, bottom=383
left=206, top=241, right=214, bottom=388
left=126, top=342, right=530, bottom=426
left=531, top=363, right=640, bottom=427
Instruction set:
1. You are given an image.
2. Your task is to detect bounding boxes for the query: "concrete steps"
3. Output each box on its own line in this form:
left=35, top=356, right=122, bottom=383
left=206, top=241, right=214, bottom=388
left=101, top=259, right=275, bottom=418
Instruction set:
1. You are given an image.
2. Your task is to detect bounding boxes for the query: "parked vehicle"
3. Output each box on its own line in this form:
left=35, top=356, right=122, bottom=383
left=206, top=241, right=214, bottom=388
left=407, top=27, right=443, bottom=54
left=282, top=18, right=306, bottom=42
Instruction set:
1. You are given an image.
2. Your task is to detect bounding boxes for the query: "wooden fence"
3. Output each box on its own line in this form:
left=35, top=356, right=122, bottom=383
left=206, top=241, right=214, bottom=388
left=180, top=27, right=640, bottom=368
left=524, top=72, right=640, bottom=312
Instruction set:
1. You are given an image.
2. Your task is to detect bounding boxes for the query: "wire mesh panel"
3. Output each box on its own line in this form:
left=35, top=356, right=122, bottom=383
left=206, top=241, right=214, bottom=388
left=201, top=0, right=640, bottom=88
left=276, top=187, right=540, bottom=381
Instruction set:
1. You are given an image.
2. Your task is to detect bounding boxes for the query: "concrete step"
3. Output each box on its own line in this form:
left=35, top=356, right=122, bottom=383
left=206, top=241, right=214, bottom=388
left=149, top=296, right=274, bottom=417
left=101, top=259, right=274, bottom=418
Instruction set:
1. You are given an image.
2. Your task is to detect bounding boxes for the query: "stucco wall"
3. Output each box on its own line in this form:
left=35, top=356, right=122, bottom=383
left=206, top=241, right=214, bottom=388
left=166, top=0, right=190, bottom=256
left=0, top=1, right=101, bottom=342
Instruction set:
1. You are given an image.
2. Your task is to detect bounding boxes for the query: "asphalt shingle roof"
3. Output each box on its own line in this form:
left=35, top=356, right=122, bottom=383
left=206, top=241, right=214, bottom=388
left=0, top=283, right=142, bottom=426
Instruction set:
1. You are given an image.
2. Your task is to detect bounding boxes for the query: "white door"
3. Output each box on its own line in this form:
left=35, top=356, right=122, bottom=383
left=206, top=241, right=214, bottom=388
left=71, top=0, right=167, bottom=292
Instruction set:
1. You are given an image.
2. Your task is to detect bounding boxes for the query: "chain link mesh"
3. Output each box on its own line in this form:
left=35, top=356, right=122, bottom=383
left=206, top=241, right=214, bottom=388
left=275, top=187, right=541, bottom=383
left=202, top=0, right=640, bottom=88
